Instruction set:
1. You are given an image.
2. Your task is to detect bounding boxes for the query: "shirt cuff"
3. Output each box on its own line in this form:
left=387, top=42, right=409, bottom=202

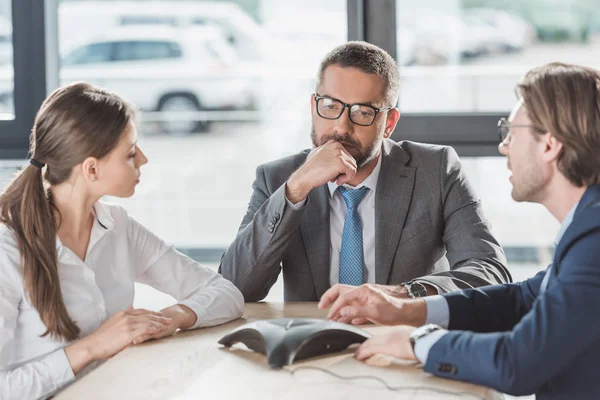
left=285, top=196, right=307, bottom=210
left=424, top=295, right=450, bottom=329
left=46, top=348, right=76, bottom=385
left=178, top=298, right=213, bottom=330
left=414, top=329, right=448, bottom=364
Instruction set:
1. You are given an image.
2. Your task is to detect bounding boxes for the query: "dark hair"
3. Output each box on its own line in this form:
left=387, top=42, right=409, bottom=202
left=0, top=82, right=136, bottom=341
left=316, top=41, right=400, bottom=106
left=517, top=62, right=600, bottom=187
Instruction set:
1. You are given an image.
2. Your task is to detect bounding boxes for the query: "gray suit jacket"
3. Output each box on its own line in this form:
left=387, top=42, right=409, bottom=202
left=220, top=139, right=511, bottom=301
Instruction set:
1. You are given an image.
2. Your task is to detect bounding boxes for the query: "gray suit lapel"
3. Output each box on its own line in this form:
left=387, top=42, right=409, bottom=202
left=375, top=140, right=416, bottom=284
left=300, top=184, right=331, bottom=297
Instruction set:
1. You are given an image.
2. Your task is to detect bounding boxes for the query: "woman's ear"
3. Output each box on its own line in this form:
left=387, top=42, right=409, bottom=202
left=81, top=157, right=99, bottom=182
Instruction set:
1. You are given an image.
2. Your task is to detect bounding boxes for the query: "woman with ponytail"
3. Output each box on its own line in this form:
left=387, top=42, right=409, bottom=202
left=0, top=82, right=244, bottom=400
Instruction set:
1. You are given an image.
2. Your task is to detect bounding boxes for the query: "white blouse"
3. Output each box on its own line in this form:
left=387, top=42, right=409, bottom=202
left=0, top=202, right=244, bottom=400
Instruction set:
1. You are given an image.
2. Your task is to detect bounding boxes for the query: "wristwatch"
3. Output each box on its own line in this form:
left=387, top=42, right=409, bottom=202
left=403, top=281, right=428, bottom=298
left=409, top=324, right=442, bottom=352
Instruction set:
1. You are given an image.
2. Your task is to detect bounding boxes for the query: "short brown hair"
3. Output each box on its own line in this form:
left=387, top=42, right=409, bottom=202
left=517, top=62, right=600, bottom=187
left=316, top=41, right=400, bottom=106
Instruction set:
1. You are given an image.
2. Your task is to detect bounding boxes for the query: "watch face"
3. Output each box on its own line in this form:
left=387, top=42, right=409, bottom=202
left=410, top=282, right=428, bottom=298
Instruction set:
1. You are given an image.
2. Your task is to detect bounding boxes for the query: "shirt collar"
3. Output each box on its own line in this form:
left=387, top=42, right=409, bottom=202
left=327, top=150, right=382, bottom=198
left=93, top=202, right=115, bottom=231
left=55, top=201, right=115, bottom=251
left=554, top=202, right=578, bottom=246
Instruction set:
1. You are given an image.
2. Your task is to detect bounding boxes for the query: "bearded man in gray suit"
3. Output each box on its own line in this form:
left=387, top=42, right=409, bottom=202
left=219, top=41, right=511, bottom=302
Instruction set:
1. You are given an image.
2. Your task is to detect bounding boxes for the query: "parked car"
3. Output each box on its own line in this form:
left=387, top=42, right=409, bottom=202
left=58, top=24, right=257, bottom=135
left=528, top=7, right=593, bottom=42
left=59, top=1, right=270, bottom=62
left=401, top=8, right=533, bottom=65
left=0, top=25, right=257, bottom=133
left=465, top=8, right=536, bottom=51
left=402, top=11, right=486, bottom=65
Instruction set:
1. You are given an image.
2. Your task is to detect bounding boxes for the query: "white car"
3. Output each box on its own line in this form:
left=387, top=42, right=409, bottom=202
left=0, top=26, right=257, bottom=133
left=465, top=8, right=536, bottom=51
left=402, top=10, right=512, bottom=65
left=0, top=25, right=258, bottom=133
left=59, top=1, right=270, bottom=62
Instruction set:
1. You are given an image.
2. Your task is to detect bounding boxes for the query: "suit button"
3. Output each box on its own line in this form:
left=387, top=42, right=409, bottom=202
left=268, top=227, right=274, bottom=233
left=275, top=212, right=281, bottom=219
left=436, top=363, right=457, bottom=375
left=271, top=217, right=277, bottom=223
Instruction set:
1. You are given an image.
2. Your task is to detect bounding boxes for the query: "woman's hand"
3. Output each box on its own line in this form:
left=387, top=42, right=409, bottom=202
left=65, top=307, right=172, bottom=374
left=131, top=304, right=198, bottom=343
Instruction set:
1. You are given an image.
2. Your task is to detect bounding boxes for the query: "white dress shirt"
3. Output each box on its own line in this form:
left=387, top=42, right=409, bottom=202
left=415, top=202, right=580, bottom=364
left=286, top=154, right=382, bottom=286
left=0, top=202, right=244, bottom=400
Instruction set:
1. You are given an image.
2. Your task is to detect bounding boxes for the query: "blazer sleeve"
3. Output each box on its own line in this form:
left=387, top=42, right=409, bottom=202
left=443, top=267, right=545, bottom=332
left=416, top=147, right=512, bottom=293
left=424, top=227, right=600, bottom=396
left=219, top=164, right=307, bottom=301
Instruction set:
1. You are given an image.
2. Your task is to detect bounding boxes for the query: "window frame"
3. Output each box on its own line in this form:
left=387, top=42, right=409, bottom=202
left=0, top=0, right=48, bottom=159
left=1, top=0, right=505, bottom=160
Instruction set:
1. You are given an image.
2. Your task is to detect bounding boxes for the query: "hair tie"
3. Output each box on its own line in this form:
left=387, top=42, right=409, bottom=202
left=30, top=159, right=45, bottom=169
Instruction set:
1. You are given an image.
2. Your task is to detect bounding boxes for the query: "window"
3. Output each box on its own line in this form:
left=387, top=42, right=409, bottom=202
left=395, top=0, right=599, bottom=114
left=54, top=0, right=347, bottom=304
left=120, top=15, right=178, bottom=26
left=113, top=41, right=182, bottom=62
left=62, top=42, right=113, bottom=65
left=191, top=17, right=208, bottom=25
left=395, top=0, right=599, bottom=278
left=5, top=0, right=572, bottom=301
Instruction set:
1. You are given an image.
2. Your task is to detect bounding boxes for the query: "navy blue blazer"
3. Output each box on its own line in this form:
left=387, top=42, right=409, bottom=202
left=426, top=185, right=600, bottom=399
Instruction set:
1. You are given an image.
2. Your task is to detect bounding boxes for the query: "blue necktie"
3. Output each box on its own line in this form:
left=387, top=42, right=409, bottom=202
left=338, top=186, right=370, bottom=286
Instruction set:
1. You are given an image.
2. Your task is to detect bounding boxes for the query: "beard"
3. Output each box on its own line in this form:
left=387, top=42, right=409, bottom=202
left=310, top=124, right=382, bottom=169
left=510, top=162, right=547, bottom=203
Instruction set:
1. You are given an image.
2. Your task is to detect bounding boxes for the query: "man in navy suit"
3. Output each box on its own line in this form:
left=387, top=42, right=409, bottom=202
left=318, top=62, right=600, bottom=399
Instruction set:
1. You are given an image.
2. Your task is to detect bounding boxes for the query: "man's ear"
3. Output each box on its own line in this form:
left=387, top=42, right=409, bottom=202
left=542, top=133, right=564, bottom=164
left=384, top=108, right=400, bottom=139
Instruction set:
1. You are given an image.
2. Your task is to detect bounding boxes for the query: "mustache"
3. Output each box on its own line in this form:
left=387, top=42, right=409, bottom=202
left=321, top=133, right=361, bottom=148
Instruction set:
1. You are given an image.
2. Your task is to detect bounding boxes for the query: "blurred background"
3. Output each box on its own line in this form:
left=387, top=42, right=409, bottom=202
left=1, top=0, right=599, bottom=307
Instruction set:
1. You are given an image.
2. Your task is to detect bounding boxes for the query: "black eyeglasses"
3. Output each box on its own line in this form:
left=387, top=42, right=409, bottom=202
left=497, top=117, right=546, bottom=145
left=314, top=94, right=393, bottom=127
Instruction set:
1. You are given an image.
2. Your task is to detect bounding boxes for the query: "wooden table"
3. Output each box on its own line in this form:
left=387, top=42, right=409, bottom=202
left=55, top=303, right=502, bottom=400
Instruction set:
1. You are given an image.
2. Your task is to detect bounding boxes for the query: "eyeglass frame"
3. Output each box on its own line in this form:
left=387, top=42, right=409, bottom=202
left=314, top=94, right=394, bottom=127
left=497, top=117, right=546, bottom=145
